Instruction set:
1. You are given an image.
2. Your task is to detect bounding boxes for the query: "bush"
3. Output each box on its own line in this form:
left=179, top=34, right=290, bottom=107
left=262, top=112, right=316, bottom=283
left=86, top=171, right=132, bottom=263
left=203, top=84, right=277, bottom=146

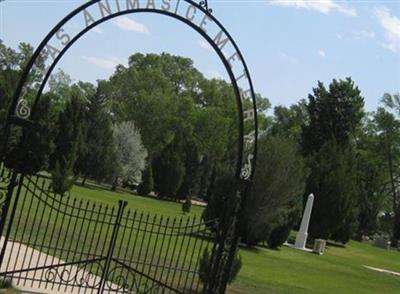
left=182, top=197, right=192, bottom=214
left=268, top=222, right=292, bottom=249
left=202, top=176, right=237, bottom=236
left=137, top=165, right=154, bottom=196
left=198, top=248, right=242, bottom=289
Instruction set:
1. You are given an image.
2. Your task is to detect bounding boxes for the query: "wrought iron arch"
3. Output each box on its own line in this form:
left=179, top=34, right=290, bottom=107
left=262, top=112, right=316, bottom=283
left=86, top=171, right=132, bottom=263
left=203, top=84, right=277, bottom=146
left=0, top=1, right=258, bottom=293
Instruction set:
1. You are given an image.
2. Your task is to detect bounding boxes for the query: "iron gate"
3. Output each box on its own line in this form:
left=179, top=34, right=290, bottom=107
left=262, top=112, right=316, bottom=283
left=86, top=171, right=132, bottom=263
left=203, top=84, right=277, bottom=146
left=0, top=164, right=218, bottom=293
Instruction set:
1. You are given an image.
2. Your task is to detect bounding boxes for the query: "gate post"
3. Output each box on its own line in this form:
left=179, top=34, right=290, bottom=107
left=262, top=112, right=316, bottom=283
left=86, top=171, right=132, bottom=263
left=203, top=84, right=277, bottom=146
left=98, top=200, right=127, bottom=294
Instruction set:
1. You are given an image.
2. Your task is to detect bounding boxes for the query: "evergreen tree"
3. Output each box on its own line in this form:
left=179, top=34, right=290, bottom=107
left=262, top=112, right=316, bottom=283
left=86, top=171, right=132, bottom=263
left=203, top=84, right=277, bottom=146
left=51, top=94, right=86, bottom=195
left=306, top=139, right=357, bottom=241
left=75, top=83, right=117, bottom=184
left=301, top=78, right=365, bottom=243
left=153, top=143, right=185, bottom=199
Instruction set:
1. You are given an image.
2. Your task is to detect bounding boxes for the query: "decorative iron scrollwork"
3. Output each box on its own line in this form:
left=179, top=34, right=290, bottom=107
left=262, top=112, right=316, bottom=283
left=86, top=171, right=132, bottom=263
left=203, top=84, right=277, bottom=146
left=240, top=154, right=254, bottom=180
left=105, top=265, right=160, bottom=293
left=16, top=98, right=31, bottom=119
left=45, top=261, right=104, bottom=289
left=199, top=0, right=213, bottom=13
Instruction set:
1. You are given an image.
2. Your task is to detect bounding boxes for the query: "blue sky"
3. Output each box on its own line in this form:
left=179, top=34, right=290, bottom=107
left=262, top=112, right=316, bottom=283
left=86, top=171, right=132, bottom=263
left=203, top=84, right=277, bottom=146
left=1, top=0, right=399, bottom=111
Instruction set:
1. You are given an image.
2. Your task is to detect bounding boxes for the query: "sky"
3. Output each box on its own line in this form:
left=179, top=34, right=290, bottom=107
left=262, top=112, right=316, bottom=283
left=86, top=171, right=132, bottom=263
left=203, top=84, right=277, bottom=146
left=1, top=0, right=399, bottom=112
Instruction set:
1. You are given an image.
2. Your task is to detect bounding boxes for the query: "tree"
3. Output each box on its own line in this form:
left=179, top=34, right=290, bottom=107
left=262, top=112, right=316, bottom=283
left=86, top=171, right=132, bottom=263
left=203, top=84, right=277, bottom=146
left=301, top=78, right=365, bottom=243
left=354, top=118, right=388, bottom=239
left=373, top=106, right=400, bottom=247
left=51, top=93, right=86, bottom=195
left=74, top=83, right=117, bottom=184
left=153, top=143, right=185, bottom=199
left=306, top=139, right=357, bottom=242
left=301, top=78, right=364, bottom=155
left=239, top=135, right=307, bottom=246
left=112, top=121, right=147, bottom=191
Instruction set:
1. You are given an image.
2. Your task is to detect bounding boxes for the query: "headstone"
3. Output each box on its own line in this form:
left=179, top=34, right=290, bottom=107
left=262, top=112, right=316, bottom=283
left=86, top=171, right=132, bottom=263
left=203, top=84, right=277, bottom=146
left=295, top=194, right=314, bottom=250
left=373, top=236, right=390, bottom=249
left=313, top=239, right=326, bottom=255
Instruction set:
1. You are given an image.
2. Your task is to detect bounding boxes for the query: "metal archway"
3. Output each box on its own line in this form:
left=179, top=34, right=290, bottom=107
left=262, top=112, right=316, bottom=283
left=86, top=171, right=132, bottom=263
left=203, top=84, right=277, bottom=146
left=0, top=1, right=258, bottom=293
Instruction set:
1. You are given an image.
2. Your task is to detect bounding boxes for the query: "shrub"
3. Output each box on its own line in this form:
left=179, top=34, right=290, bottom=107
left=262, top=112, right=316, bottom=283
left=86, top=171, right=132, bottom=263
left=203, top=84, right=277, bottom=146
left=182, top=197, right=192, bottom=214
left=137, top=165, right=154, bottom=196
left=198, top=248, right=242, bottom=289
left=268, top=222, right=292, bottom=249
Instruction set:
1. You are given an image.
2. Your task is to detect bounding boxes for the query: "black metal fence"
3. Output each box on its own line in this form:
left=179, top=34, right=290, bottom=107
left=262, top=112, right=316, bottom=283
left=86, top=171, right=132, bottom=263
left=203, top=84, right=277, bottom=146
left=0, top=164, right=218, bottom=293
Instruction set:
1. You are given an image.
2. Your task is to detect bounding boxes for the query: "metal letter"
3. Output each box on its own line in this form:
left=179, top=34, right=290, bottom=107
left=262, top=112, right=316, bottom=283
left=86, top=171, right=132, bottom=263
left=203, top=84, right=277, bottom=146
left=185, top=5, right=197, bottom=22
left=227, top=52, right=240, bottom=68
left=45, top=44, right=61, bottom=60
left=83, top=9, right=96, bottom=27
left=98, top=0, right=113, bottom=18
left=213, top=30, right=229, bottom=50
left=55, top=28, right=71, bottom=46
left=199, top=14, right=212, bottom=33
left=126, top=0, right=140, bottom=9
left=146, top=0, right=155, bottom=9
left=161, top=0, right=171, bottom=11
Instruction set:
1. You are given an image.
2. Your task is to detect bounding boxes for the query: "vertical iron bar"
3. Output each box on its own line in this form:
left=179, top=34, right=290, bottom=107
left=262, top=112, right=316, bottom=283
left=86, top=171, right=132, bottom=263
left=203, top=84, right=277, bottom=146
left=0, top=172, right=22, bottom=269
left=135, top=213, right=155, bottom=289
left=0, top=171, right=18, bottom=267
left=97, top=200, right=127, bottom=294
left=170, top=217, right=190, bottom=290
left=163, top=217, right=183, bottom=289
left=176, top=216, right=196, bottom=290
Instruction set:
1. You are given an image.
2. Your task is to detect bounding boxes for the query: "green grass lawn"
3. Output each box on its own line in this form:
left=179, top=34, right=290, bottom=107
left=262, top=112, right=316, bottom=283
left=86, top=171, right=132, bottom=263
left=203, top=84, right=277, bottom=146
left=229, top=240, right=400, bottom=294
left=4, top=174, right=400, bottom=294
left=73, top=183, right=400, bottom=294
left=70, top=182, right=205, bottom=218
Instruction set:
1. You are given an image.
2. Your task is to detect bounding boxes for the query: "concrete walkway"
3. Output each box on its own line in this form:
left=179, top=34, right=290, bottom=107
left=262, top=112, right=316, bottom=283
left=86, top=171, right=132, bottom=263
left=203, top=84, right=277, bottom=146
left=0, top=238, right=123, bottom=294
left=363, top=265, right=400, bottom=278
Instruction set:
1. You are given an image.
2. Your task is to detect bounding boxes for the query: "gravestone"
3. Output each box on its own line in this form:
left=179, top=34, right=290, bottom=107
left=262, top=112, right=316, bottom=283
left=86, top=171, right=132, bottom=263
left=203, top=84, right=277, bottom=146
left=295, top=194, right=314, bottom=250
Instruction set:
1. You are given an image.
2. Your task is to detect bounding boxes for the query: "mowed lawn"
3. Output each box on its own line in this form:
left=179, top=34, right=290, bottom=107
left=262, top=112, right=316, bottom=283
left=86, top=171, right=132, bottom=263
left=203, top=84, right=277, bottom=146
left=70, top=183, right=400, bottom=294
left=70, top=182, right=205, bottom=218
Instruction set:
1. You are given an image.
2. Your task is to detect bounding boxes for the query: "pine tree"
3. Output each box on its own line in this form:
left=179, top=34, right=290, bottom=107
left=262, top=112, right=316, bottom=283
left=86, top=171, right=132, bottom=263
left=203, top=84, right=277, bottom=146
left=51, top=94, right=85, bottom=195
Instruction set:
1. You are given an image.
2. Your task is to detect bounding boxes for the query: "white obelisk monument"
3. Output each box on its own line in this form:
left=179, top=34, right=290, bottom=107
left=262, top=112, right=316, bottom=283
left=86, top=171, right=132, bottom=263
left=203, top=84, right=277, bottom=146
left=295, top=193, right=314, bottom=250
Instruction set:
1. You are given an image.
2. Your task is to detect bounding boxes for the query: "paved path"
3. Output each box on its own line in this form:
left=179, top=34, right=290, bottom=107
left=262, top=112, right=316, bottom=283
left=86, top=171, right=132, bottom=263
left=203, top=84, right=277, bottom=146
left=363, top=265, right=400, bottom=277
left=0, top=238, right=122, bottom=294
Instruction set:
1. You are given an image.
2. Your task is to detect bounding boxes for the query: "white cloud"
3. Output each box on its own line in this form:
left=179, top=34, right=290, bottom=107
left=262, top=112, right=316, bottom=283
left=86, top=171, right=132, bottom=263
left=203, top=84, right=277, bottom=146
left=336, top=33, right=343, bottom=39
left=318, top=49, right=326, bottom=57
left=81, top=56, right=126, bottom=70
left=279, top=52, right=299, bottom=63
left=269, top=0, right=357, bottom=16
left=198, top=39, right=212, bottom=51
left=353, top=30, right=375, bottom=40
left=374, top=7, right=400, bottom=53
left=113, top=16, right=149, bottom=34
